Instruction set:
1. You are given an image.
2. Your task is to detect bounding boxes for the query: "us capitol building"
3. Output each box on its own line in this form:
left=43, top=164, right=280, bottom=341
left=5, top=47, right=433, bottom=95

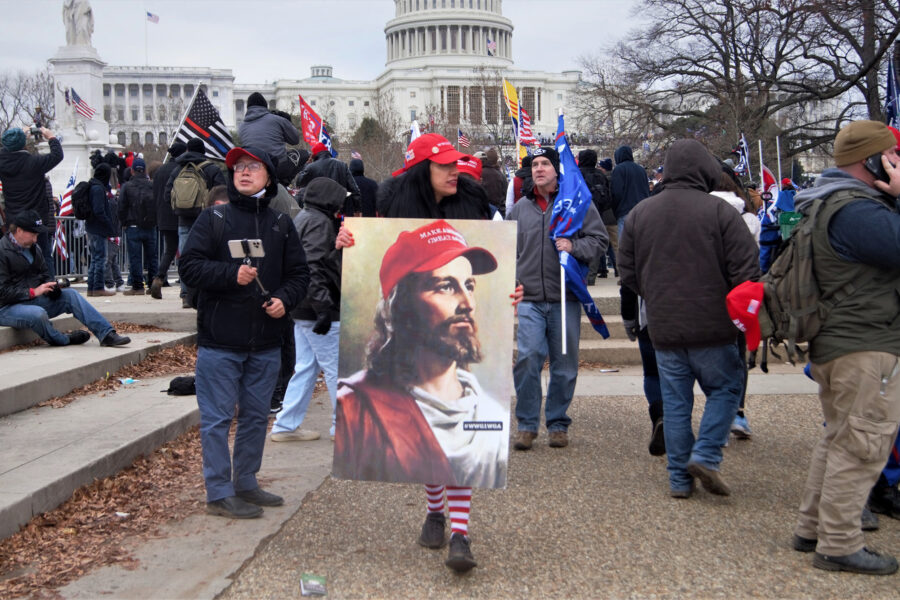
left=98, top=0, right=581, bottom=149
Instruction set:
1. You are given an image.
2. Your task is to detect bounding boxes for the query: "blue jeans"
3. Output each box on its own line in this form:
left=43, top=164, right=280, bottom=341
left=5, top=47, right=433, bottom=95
left=105, top=239, right=124, bottom=288
left=513, top=300, right=581, bottom=433
left=125, top=226, right=158, bottom=289
left=178, top=224, right=191, bottom=298
left=617, top=215, right=627, bottom=240
left=272, top=320, right=340, bottom=437
left=655, top=343, right=744, bottom=492
left=87, top=233, right=108, bottom=291
left=195, top=345, right=280, bottom=502
left=0, top=288, right=113, bottom=345
left=638, top=327, right=663, bottom=420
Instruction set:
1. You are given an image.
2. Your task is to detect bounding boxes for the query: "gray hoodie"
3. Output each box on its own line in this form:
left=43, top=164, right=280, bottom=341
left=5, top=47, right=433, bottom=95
left=237, top=106, right=300, bottom=163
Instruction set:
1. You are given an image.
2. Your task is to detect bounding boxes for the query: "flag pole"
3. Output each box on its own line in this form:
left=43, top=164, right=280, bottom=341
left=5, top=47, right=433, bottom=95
left=559, top=108, right=567, bottom=355
left=758, top=139, right=765, bottom=192
left=776, top=136, right=783, bottom=185
left=144, top=13, right=148, bottom=66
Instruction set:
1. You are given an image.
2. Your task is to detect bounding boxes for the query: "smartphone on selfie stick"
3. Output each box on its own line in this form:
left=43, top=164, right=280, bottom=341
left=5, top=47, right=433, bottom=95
left=227, top=239, right=271, bottom=303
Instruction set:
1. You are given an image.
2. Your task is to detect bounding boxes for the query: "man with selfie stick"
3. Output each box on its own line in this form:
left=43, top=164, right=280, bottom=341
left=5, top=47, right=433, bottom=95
left=790, top=120, right=900, bottom=575
left=179, top=146, right=309, bottom=520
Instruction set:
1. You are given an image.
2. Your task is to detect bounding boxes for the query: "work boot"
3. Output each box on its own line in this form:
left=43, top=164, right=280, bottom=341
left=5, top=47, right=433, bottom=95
left=417, top=512, right=447, bottom=549
left=862, top=506, right=880, bottom=531
left=513, top=430, right=536, bottom=451
left=150, top=277, right=163, bottom=299
left=123, top=287, right=144, bottom=296
left=867, top=481, right=900, bottom=519
left=687, top=461, right=731, bottom=496
left=813, top=547, right=898, bottom=575
left=445, top=533, right=477, bottom=572
left=67, top=330, right=91, bottom=345
left=791, top=534, right=817, bottom=553
left=206, top=496, right=263, bottom=519
left=235, top=487, right=284, bottom=507
left=100, top=331, right=131, bottom=347
left=548, top=430, right=569, bottom=448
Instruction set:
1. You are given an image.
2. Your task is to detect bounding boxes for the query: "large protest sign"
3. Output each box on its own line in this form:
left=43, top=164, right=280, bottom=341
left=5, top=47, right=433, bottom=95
left=333, top=217, right=516, bottom=489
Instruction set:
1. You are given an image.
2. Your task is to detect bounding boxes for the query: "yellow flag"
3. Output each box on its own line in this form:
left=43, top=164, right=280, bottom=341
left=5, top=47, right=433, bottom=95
left=502, top=79, right=518, bottom=118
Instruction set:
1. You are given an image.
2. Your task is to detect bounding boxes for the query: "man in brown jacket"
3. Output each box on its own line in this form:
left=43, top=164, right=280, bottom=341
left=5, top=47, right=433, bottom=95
left=618, top=139, right=759, bottom=499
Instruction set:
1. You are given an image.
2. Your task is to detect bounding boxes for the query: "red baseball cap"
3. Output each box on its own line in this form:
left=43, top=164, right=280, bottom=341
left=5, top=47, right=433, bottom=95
left=456, top=155, right=482, bottom=181
left=379, top=219, right=497, bottom=298
left=726, top=281, right=764, bottom=351
left=393, top=133, right=468, bottom=176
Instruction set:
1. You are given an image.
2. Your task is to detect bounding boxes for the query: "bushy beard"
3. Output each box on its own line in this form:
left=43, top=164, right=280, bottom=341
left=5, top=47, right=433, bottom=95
left=419, top=315, right=483, bottom=367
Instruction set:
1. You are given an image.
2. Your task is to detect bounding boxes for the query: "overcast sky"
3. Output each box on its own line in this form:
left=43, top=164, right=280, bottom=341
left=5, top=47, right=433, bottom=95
left=0, top=0, right=642, bottom=83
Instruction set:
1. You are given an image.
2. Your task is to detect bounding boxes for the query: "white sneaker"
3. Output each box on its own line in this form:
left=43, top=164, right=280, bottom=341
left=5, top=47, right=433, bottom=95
left=116, top=285, right=126, bottom=292
left=270, top=429, right=321, bottom=442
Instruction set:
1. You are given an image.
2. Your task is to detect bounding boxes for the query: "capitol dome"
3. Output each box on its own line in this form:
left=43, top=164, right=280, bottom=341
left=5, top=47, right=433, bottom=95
left=385, top=0, right=513, bottom=69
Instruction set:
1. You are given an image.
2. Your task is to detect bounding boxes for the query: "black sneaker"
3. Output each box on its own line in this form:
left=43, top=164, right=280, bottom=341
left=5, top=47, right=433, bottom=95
left=417, top=512, right=447, bottom=549
left=206, top=496, right=263, bottom=519
left=235, top=487, right=284, bottom=507
left=100, top=331, right=131, bottom=347
left=67, top=330, right=91, bottom=345
left=445, top=533, right=477, bottom=572
left=648, top=419, right=666, bottom=456
left=868, top=483, right=900, bottom=518
left=813, top=547, right=898, bottom=575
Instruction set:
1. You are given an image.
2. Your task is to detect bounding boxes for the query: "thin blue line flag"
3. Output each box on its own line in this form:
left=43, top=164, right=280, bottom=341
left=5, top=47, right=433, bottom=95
left=549, top=114, right=610, bottom=339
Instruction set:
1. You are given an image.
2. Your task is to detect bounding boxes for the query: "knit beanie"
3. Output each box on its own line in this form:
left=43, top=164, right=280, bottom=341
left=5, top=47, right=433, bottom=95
left=187, top=138, right=205, bottom=153
left=532, top=146, right=560, bottom=175
left=247, top=92, right=267, bottom=108
left=834, top=120, right=897, bottom=167
left=168, top=141, right=187, bottom=158
left=2, top=128, right=26, bottom=152
left=599, top=158, right=613, bottom=171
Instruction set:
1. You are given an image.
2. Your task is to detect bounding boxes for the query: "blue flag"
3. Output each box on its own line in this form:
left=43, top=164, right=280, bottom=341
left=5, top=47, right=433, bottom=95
left=320, top=125, right=338, bottom=158
left=549, top=114, right=610, bottom=339
left=886, top=60, right=899, bottom=129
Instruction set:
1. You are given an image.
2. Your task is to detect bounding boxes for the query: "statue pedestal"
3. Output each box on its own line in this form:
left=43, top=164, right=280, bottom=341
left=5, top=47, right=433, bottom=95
left=48, top=45, right=111, bottom=192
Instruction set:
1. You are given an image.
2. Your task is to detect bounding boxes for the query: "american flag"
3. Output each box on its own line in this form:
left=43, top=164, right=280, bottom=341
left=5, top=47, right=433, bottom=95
left=458, top=128, right=470, bottom=148
left=519, top=108, right=537, bottom=146
left=146, top=11, right=159, bottom=24
left=53, top=161, right=78, bottom=259
left=486, top=38, right=497, bottom=56
left=173, top=88, right=234, bottom=160
left=67, top=88, right=96, bottom=120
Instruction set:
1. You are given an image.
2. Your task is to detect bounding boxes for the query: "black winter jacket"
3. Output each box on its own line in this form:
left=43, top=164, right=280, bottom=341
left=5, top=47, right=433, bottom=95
left=610, top=146, right=650, bottom=220
left=164, top=152, right=226, bottom=222
left=376, top=173, right=491, bottom=220
left=290, top=178, right=344, bottom=322
left=297, top=153, right=361, bottom=215
left=153, top=160, right=180, bottom=231
left=618, top=139, right=760, bottom=350
left=179, top=188, right=309, bottom=351
left=0, top=234, right=51, bottom=307
left=0, top=138, right=63, bottom=221
left=118, top=175, right=155, bottom=228
left=85, top=180, right=116, bottom=238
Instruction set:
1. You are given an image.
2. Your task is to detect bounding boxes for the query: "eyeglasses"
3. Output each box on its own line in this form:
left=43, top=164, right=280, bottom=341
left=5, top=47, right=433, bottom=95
left=234, top=162, right=264, bottom=173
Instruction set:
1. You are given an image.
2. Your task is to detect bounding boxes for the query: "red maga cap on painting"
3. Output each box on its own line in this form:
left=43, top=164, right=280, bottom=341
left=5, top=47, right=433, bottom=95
left=379, top=219, right=497, bottom=298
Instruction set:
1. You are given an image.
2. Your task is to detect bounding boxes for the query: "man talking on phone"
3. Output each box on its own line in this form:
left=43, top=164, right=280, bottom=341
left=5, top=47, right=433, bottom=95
left=790, top=120, right=900, bottom=575
left=180, top=146, right=309, bottom=519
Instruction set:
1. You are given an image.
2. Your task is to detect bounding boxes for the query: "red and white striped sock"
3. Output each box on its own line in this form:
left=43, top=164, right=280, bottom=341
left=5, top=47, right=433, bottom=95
left=424, top=484, right=445, bottom=514
left=446, top=486, right=472, bottom=538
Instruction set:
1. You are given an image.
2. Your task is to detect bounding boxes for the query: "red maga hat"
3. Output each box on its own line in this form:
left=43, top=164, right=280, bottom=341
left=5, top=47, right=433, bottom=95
left=311, top=142, right=329, bottom=156
left=392, top=133, right=468, bottom=176
left=379, top=219, right=497, bottom=298
left=456, top=155, right=483, bottom=181
left=726, top=280, right=764, bottom=351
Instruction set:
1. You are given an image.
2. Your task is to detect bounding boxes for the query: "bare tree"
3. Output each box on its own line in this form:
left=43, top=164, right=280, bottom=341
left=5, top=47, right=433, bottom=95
left=579, top=0, right=900, bottom=168
left=0, top=67, right=56, bottom=135
left=348, top=90, right=405, bottom=181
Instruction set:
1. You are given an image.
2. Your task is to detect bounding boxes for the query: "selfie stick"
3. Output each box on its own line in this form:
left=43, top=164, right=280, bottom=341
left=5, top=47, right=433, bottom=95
left=239, top=239, right=271, bottom=302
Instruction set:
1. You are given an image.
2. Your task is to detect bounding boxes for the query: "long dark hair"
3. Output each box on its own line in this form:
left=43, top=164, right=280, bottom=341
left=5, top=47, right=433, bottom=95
left=378, top=160, right=491, bottom=220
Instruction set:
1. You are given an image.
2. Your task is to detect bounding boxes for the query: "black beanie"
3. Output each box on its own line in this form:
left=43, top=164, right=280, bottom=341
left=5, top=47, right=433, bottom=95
left=168, top=141, right=187, bottom=158
left=247, top=92, right=267, bottom=108
left=93, top=163, right=111, bottom=185
left=187, top=138, right=205, bottom=153
left=532, top=146, right=560, bottom=175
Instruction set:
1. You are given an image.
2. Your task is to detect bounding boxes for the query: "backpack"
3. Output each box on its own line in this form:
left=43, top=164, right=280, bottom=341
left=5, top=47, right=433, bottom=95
left=131, top=179, right=156, bottom=228
left=757, top=190, right=878, bottom=364
left=71, top=181, right=93, bottom=220
left=171, top=160, right=213, bottom=212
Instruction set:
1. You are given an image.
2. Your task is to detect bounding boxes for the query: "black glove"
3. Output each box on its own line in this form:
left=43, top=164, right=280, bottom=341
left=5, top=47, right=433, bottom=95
left=313, top=313, right=331, bottom=335
left=46, top=284, right=62, bottom=300
left=622, top=319, right=637, bottom=342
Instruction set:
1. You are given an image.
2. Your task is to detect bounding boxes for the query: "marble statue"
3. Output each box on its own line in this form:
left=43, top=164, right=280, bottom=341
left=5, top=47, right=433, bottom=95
left=62, top=0, right=94, bottom=47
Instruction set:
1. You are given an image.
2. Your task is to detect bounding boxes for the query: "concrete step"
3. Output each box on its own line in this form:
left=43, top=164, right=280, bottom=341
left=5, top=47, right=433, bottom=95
left=1, top=331, right=197, bottom=417
left=0, top=374, right=199, bottom=541
left=576, top=338, right=643, bottom=365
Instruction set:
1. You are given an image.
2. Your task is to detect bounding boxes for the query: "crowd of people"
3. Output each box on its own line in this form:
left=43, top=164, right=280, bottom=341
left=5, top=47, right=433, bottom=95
left=2, top=94, right=900, bottom=578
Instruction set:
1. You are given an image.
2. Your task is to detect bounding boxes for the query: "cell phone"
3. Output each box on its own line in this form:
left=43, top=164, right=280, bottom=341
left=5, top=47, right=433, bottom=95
left=227, top=239, right=265, bottom=259
left=864, top=153, right=893, bottom=183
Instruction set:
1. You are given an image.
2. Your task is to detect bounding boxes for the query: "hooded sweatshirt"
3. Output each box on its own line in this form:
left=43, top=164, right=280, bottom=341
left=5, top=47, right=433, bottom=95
left=618, top=139, right=760, bottom=350
left=0, top=138, right=63, bottom=221
left=610, top=145, right=650, bottom=220
left=237, top=106, right=300, bottom=163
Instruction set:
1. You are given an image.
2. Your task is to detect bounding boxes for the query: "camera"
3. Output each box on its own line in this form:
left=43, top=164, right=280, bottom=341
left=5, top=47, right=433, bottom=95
left=29, top=125, right=42, bottom=140
left=46, top=278, right=69, bottom=301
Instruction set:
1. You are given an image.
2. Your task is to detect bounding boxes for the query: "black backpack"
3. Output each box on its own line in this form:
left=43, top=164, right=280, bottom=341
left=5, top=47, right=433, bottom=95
left=71, top=181, right=93, bottom=220
left=131, top=179, right=156, bottom=228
